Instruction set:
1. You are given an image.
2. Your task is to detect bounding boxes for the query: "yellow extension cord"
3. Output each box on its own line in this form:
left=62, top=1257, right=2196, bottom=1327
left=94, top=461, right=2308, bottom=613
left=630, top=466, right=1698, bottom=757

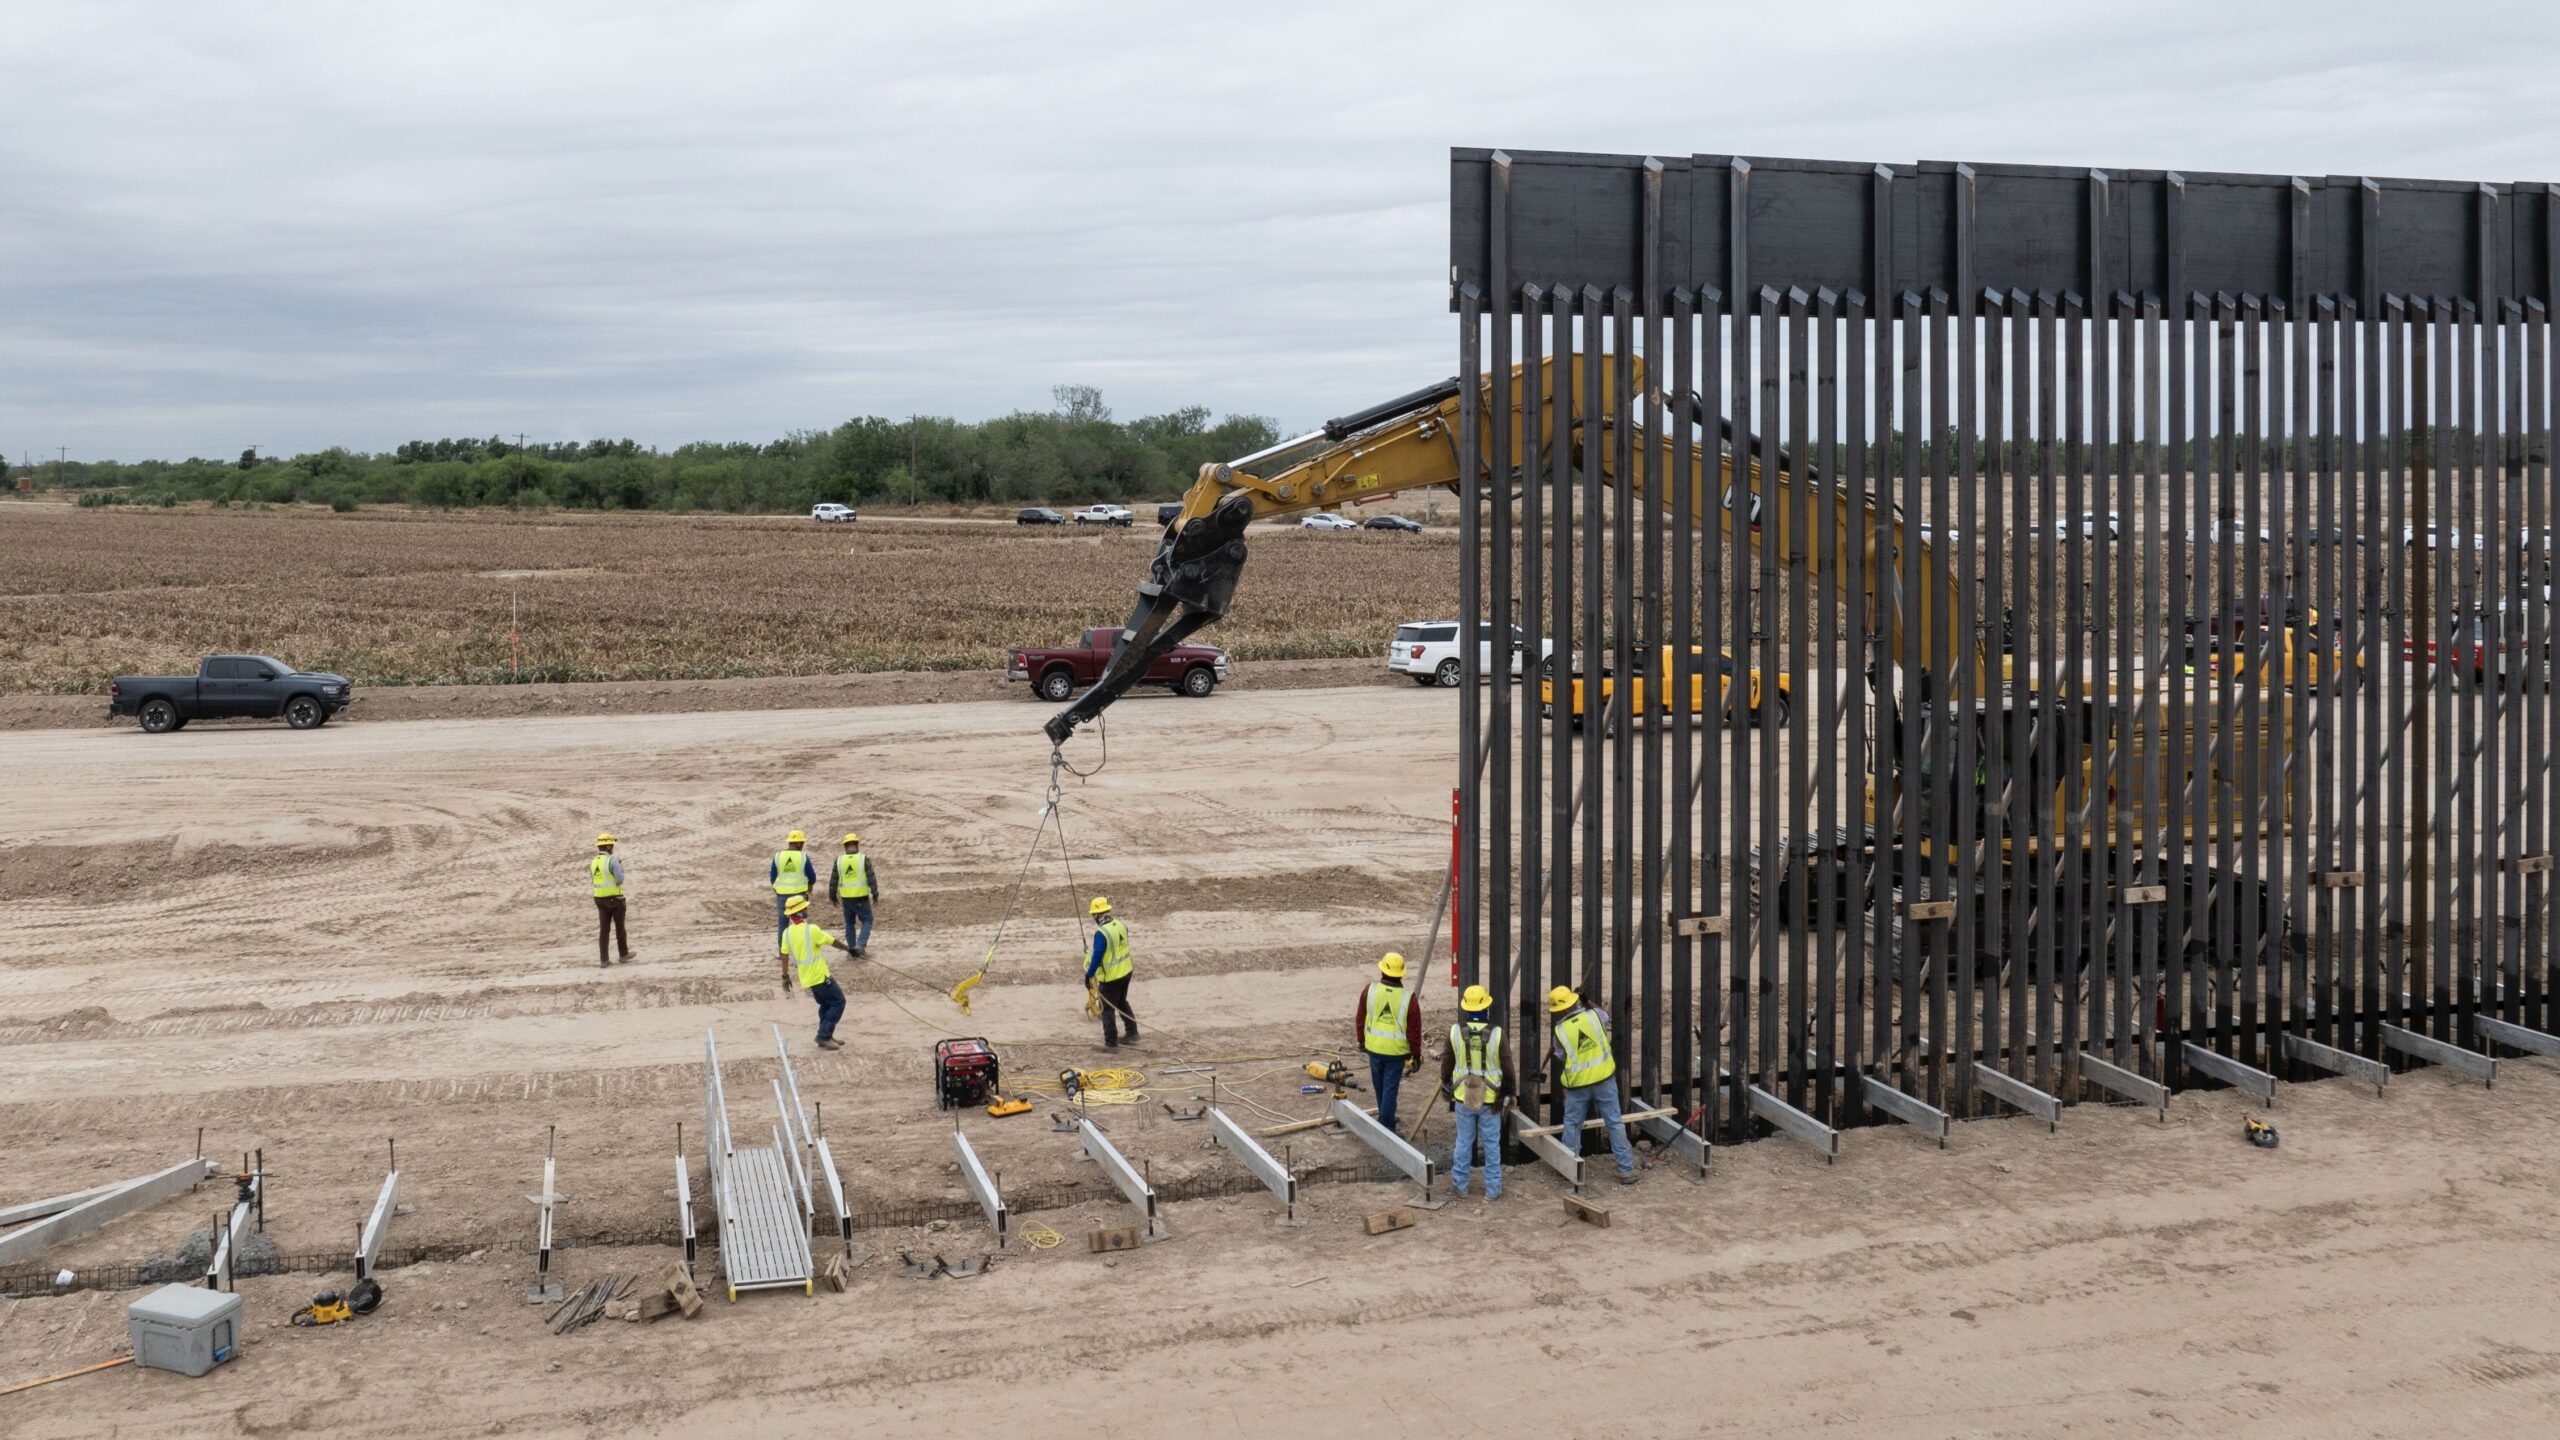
left=1020, top=1220, right=1064, bottom=1250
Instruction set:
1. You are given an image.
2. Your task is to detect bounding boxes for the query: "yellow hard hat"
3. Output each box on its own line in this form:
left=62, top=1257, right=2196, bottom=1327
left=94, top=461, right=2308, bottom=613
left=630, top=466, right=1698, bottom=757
left=785, top=895, right=810, bottom=915
left=1377, top=952, right=1406, bottom=979
left=842, top=832, right=860, bottom=845
left=1546, top=985, right=1579, bottom=1014
left=1460, top=984, right=1493, bottom=1012
left=786, top=830, right=806, bottom=844
left=595, top=832, right=615, bottom=846
left=1088, top=896, right=1112, bottom=916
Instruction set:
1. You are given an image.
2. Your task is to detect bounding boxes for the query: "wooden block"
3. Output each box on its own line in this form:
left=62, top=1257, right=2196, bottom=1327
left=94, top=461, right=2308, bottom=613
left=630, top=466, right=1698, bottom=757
left=664, top=1264, right=704, bottom=1318
left=2317, top=870, right=2365, bottom=888
left=2513, top=855, right=2553, bottom=876
left=1906, top=899, right=1955, bottom=921
left=819, top=1253, right=849, bottom=1293
left=1563, top=1195, right=1612, bottom=1228
left=2122, top=884, right=2169, bottom=904
left=1088, top=1224, right=1145, bottom=1253
left=632, top=1290, right=676, bottom=1319
left=1673, top=914, right=1727, bottom=937
left=1362, top=1207, right=1415, bottom=1236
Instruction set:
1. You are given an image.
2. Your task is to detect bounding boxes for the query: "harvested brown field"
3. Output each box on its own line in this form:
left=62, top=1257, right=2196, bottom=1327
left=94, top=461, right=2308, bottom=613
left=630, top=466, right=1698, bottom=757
left=0, top=502, right=1460, bottom=693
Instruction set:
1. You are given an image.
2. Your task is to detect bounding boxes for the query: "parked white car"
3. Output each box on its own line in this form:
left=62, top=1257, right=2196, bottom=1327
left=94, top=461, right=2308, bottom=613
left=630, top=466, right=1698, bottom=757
left=810, top=503, right=856, bottom=523
left=1072, top=504, right=1134, bottom=526
left=1388, top=621, right=1552, bottom=686
left=1301, top=513, right=1357, bottom=530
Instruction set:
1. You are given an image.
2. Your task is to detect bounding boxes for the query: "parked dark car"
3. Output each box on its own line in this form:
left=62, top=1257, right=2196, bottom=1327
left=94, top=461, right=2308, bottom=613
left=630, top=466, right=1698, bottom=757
left=1016, top=507, right=1067, bottom=525
left=110, top=655, right=354, bottom=733
left=1362, top=515, right=1424, bottom=533
left=1157, top=503, right=1185, bottom=526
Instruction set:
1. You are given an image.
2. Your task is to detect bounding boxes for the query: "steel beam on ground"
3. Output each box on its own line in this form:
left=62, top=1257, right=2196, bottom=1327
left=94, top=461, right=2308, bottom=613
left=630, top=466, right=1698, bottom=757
left=2076, top=1052, right=2171, bottom=1121
left=1333, top=1098, right=1437, bottom=1196
left=1506, top=1107, right=1581, bottom=1189
left=1076, top=1120, right=1162, bottom=1239
left=1625, top=1092, right=1712, bottom=1176
left=951, top=1131, right=1007, bottom=1247
left=675, top=1156, right=697, bottom=1279
left=2380, top=1023, right=2499, bottom=1086
left=812, top=1138, right=852, bottom=1258
left=354, top=1171, right=401, bottom=1282
left=1748, top=1085, right=1841, bottom=1162
left=1971, top=1064, right=2061, bottom=1132
left=0, top=1182, right=121, bottom=1230
left=2285, top=1033, right=2390, bottom=1093
left=2180, top=1042, right=2278, bottom=1107
left=0, top=1158, right=214, bottom=1268
left=1860, top=1076, right=1952, bottom=1147
left=2475, top=1015, right=2560, bottom=1060
left=1208, top=1107, right=1297, bottom=1216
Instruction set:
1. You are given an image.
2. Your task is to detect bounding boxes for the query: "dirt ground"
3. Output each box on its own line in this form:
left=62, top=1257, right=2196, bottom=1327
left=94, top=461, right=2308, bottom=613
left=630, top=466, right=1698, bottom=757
left=5, top=682, right=2559, bottom=1438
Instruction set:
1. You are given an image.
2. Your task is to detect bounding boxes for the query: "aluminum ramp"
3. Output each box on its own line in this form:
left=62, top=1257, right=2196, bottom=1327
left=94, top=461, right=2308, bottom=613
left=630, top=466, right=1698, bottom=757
left=701, top=1029, right=814, bottom=1299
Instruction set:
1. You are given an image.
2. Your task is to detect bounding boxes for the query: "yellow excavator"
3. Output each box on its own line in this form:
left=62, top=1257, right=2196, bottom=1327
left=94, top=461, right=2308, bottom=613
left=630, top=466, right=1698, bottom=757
left=1049, top=353, right=2294, bottom=901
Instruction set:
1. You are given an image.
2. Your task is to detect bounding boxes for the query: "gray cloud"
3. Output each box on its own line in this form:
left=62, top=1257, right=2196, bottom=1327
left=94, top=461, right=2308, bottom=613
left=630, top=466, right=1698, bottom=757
left=3, top=0, right=2551, bottom=460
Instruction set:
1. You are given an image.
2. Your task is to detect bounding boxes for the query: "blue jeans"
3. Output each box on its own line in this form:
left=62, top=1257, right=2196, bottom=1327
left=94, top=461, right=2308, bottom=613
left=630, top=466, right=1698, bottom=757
left=807, top=978, right=845, bottom=1043
left=839, top=897, right=873, bottom=951
left=1451, top=1104, right=1503, bottom=1197
left=1562, top=1080, right=1635, bottom=1178
left=1368, top=1053, right=1407, bottom=1131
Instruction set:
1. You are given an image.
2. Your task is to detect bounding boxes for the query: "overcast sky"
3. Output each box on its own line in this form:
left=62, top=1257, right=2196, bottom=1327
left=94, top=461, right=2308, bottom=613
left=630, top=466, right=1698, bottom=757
left=5, top=1, right=2553, bottom=462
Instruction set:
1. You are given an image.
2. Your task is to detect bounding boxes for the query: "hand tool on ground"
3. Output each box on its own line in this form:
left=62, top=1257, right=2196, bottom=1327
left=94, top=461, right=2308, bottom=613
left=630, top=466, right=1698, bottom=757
left=2245, top=1117, right=2280, bottom=1149
left=985, top=1094, right=1034, bottom=1118
left=1304, top=1060, right=1361, bottom=1096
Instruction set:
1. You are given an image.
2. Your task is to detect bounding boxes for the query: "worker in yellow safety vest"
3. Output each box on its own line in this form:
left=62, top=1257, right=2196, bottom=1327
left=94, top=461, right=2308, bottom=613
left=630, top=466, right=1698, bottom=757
left=1436, top=984, right=1512, bottom=1199
left=777, top=895, right=853, bottom=1051
left=1083, top=897, right=1138, bottom=1051
left=589, top=832, right=632, bottom=968
left=769, top=830, right=813, bottom=941
left=830, top=832, right=879, bottom=956
left=1355, top=952, right=1423, bottom=1130
left=1542, top=986, right=1637, bottom=1186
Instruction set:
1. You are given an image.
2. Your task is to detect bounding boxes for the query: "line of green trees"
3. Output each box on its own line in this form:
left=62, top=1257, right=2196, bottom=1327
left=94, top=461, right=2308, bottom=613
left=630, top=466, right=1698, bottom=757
left=13, top=387, right=1281, bottom=513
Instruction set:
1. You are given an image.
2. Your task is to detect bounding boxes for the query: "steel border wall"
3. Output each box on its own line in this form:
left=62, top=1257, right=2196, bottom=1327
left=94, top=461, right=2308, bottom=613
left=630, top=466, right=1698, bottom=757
left=1451, top=148, right=2557, bottom=1140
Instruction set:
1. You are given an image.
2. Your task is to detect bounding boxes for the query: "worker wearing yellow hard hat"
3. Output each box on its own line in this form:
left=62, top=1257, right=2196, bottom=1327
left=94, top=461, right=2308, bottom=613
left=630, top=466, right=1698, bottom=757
left=830, top=831, right=879, bottom=957
left=1083, top=897, right=1138, bottom=1050
left=769, top=830, right=813, bottom=942
left=1543, top=985, right=1637, bottom=1186
left=777, top=894, right=854, bottom=1051
left=1439, top=983, right=1511, bottom=1199
left=588, top=832, right=632, bottom=969
left=1357, top=952, right=1422, bottom=1131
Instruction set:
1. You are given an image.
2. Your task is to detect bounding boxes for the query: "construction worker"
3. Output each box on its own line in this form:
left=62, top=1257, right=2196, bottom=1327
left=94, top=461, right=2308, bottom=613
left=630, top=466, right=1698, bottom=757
left=769, top=830, right=814, bottom=941
left=1437, top=984, right=1511, bottom=1199
left=777, top=895, right=853, bottom=1051
left=830, top=832, right=879, bottom=956
left=1544, top=986, right=1637, bottom=1186
left=1356, top=953, right=1423, bottom=1131
left=588, top=833, right=632, bottom=968
left=1083, top=896, right=1138, bottom=1050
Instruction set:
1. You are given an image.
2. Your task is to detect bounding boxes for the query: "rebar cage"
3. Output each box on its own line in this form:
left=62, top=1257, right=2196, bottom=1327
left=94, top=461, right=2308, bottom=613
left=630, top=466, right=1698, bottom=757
left=1449, top=149, right=2557, bottom=1139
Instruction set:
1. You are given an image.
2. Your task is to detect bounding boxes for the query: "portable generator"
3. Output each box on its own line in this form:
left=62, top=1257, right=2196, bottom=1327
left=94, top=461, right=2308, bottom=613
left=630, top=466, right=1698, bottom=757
left=934, top=1037, right=1001, bottom=1111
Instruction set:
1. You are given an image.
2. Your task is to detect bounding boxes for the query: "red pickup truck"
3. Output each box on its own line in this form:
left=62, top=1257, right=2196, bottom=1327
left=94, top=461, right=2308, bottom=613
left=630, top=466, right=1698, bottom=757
left=1008, top=627, right=1230, bottom=702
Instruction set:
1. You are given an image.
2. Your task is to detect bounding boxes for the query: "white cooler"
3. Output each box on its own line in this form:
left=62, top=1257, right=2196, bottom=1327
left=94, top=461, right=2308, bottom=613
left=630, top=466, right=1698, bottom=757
left=127, top=1283, right=243, bottom=1377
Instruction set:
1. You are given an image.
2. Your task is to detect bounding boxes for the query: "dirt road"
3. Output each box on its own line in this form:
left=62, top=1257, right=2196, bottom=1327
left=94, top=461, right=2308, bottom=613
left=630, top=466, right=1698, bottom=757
left=4, top=684, right=2557, bottom=1437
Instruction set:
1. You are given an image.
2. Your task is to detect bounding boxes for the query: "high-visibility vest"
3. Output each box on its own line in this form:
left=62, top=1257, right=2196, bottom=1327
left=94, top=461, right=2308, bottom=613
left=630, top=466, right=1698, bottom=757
left=836, top=852, right=871, bottom=898
left=1449, top=1022, right=1504, bottom=1106
left=1362, top=982, right=1414, bottom=1057
left=1094, top=918, right=1132, bottom=983
left=781, top=921, right=834, bottom=988
left=772, top=849, right=811, bottom=896
left=589, top=854, right=622, bottom=899
left=1555, top=1008, right=1616, bottom=1088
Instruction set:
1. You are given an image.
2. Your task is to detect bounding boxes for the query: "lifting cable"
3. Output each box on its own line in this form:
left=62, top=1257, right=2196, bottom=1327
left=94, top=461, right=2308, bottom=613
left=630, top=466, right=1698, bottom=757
left=951, top=727, right=1101, bottom=1015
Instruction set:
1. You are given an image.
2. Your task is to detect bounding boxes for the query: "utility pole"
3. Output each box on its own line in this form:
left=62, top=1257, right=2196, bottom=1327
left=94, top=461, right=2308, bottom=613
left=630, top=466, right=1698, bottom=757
left=514, top=433, right=527, bottom=501
left=908, top=416, right=918, bottom=507
left=56, top=446, right=66, bottom=489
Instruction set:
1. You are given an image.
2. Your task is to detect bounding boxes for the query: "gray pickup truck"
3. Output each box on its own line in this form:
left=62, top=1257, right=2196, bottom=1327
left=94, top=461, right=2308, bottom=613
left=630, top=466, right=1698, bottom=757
left=109, top=655, right=355, bottom=733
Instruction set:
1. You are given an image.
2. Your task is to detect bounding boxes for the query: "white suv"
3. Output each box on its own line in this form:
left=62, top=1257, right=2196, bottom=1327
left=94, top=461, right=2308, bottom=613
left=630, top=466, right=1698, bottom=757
left=810, top=503, right=856, bottom=523
left=1073, top=504, right=1133, bottom=526
left=1388, top=621, right=1551, bottom=687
